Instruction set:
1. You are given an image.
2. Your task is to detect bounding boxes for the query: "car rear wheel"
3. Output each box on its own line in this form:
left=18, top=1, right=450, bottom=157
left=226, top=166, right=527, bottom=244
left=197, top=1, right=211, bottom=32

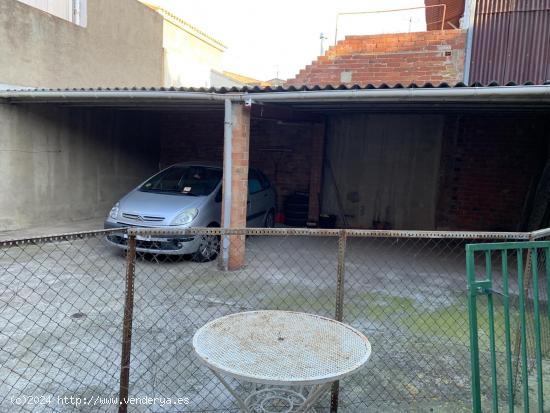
left=264, top=209, right=275, bottom=228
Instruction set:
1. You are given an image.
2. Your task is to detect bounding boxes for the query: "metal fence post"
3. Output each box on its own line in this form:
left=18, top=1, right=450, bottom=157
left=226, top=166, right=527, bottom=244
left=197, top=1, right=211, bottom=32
left=330, top=229, right=347, bottom=413
left=118, top=233, right=136, bottom=413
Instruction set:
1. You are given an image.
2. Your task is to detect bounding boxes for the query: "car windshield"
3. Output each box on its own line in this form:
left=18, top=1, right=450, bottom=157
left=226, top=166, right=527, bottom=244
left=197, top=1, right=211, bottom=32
left=140, top=165, right=222, bottom=196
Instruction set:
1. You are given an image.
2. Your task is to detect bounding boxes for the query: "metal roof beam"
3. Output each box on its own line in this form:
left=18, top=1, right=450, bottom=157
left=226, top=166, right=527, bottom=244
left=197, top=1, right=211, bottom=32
left=244, top=85, right=550, bottom=103
left=0, top=90, right=239, bottom=104
left=2, top=85, right=550, bottom=106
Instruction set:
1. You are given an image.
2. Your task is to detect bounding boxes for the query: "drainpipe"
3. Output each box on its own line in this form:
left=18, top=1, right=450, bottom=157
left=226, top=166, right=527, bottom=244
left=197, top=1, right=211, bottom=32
left=463, top=0, right=478, bottom=85
left=222, top=99, right=232, bottom=269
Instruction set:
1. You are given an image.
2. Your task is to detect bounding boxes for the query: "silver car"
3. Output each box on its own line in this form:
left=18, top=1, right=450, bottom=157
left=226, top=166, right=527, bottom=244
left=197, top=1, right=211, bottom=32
left=104, top=162, right=276, bottom=261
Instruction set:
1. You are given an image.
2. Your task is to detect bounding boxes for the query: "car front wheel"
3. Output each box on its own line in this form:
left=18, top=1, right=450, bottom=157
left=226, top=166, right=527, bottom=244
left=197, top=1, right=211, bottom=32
left=192, top=233, right=220, bottom=262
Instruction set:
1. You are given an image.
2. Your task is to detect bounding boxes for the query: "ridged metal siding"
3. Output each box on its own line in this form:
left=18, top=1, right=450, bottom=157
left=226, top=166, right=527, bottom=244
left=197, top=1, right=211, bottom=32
left=470, top=0, right=550, bottom=84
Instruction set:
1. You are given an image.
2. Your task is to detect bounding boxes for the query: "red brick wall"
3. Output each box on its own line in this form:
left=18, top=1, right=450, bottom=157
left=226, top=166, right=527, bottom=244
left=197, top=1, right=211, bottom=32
left=158, top=112, right=315, bottom=211
left=436, top=114, right=549, bottom=231
left=153, top=111, right=550, bottom=232
left=159, top=112, right=224, bottom=167
left=225, top=103, right=250, bottom=269
left=249, top=120, right=314, bottom=208
left=286, top=29, right=466, bottom=87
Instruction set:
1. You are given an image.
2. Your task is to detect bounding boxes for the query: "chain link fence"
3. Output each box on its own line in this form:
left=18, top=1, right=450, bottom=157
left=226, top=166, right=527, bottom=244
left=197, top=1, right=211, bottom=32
left=524, top=228, right=550, bottom=362
left=0, top=226, right=537, bottom=412
left=0, top=229, right=127, bottom=412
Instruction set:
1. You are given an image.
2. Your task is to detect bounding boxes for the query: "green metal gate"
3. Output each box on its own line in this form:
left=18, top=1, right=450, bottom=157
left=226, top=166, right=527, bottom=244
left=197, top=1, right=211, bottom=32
left=467, top=241, right=550, bottom=413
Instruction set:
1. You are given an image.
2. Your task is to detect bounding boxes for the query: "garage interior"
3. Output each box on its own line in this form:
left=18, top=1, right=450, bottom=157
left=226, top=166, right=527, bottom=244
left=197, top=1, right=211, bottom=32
left=2, top=85, right=550, bottom=413
left=1, top=85, right=550, bottom=236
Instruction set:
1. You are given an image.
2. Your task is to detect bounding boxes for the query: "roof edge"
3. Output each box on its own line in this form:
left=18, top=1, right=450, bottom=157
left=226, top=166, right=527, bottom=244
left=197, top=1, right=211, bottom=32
left=246, top=85, right=550, bottom=102
left=143, top=3, right=227, bottom=50
left=2, top=85, right=550, bottom=104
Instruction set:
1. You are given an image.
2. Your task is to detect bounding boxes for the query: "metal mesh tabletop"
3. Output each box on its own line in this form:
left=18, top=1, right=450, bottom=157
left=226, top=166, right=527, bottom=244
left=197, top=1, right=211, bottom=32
left=193, top=310, right=371, bottom=385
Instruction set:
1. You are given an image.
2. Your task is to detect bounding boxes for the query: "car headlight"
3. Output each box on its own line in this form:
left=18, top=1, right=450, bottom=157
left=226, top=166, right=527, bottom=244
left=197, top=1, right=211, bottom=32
left=109, top=202, right=120, bottom=219
left=171, top=208, right=198, bottom=226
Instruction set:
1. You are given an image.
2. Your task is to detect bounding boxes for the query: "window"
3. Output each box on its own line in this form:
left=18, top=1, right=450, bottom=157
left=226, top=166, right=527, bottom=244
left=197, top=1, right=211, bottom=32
left=17, top=0, right=87, bottom=27
left=140, top=165, right=222, bottom=196
left=248, top=170, right=264, bottom=194
left=215, top=188, right=222, bottom=203
left=258, top=171, right=271, bottom=190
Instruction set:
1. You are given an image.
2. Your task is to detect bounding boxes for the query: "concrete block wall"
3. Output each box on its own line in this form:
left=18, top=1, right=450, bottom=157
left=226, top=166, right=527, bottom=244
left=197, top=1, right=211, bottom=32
left=286, top=30, right=466, bottom=86
left=0, top=105, right=160, bottom=231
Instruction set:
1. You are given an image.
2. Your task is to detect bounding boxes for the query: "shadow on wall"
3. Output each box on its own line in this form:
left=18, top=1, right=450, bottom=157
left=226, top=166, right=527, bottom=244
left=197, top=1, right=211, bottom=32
left=0, top=105, right=161, bottom=231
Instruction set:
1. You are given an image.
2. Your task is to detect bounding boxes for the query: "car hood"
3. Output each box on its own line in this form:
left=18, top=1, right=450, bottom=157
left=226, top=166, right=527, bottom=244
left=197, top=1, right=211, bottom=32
left=119, top=189, right=206, bottom=223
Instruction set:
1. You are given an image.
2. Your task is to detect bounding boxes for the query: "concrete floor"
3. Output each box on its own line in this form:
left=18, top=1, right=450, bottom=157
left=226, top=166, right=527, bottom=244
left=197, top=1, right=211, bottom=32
left=0, top=218, right=104, bottom=241
left=0, top=230, right=481, bottom=412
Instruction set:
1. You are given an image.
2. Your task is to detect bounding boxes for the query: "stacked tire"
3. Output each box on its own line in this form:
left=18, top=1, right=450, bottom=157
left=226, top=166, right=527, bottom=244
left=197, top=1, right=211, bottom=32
left=284, top=193, right=309, bottom=227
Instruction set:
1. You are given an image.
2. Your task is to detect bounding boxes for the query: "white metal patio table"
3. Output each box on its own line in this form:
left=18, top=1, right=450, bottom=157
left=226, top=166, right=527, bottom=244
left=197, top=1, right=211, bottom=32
left=192, top=310, right=371, bottom=413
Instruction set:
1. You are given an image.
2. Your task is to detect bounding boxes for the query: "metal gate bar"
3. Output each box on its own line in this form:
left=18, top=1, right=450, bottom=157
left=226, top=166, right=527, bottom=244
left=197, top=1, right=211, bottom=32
left=467, top=241, right=550, bottom=413
left=501, top=250, right=514, bottom=413
left=531, top=250, right=544, bottom=411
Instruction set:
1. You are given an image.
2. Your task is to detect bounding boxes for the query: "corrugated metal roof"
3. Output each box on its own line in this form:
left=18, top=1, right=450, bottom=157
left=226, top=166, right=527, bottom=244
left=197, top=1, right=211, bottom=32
left=218, top=71, right=274, bottom=87
left=3, top=81, right=550, bottom=95
left=141, top=3, right=227, bottom=50
left=3, top=83, right=550, bottom=113
left=470, top=0, right=550, bottom=84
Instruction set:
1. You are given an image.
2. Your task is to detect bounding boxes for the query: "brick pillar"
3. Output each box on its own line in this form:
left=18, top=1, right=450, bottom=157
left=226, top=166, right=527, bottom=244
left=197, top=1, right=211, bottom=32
left=221, top=102, right=250, bottom=270
left=308, top=122, right=325, bottom=223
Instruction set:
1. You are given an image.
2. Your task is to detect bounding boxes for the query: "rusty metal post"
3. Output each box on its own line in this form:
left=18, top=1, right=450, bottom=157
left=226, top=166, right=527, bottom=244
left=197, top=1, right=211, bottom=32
left=330, top=229, right=347, bottom=412
left=118, top=234, right=136, bottom=413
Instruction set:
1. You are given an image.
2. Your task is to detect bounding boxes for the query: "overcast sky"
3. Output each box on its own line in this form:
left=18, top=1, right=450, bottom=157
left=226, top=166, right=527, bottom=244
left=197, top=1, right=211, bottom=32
left=151, top=0, right=427, bottom=81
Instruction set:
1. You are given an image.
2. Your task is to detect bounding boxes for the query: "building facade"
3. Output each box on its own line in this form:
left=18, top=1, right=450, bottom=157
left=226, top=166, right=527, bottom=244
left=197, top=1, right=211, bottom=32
left=17, top=0, right=87, bottom=26
left=1, top=0, right=163, bottom=88
left=1, top=0, right=225, bottom=89
left=142, top=4, right=226, bottom=88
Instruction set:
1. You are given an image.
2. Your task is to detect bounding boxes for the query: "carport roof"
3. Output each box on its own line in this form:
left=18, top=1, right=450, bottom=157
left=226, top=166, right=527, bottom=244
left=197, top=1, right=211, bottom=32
left=2, top=82, right=550, bottom=112
left=3, top=80, right=550, bottom=94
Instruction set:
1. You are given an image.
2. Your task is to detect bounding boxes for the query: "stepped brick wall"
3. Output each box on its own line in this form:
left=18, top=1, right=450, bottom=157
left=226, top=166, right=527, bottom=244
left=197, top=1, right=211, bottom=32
left=286, top=30, right=466, bottom=86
